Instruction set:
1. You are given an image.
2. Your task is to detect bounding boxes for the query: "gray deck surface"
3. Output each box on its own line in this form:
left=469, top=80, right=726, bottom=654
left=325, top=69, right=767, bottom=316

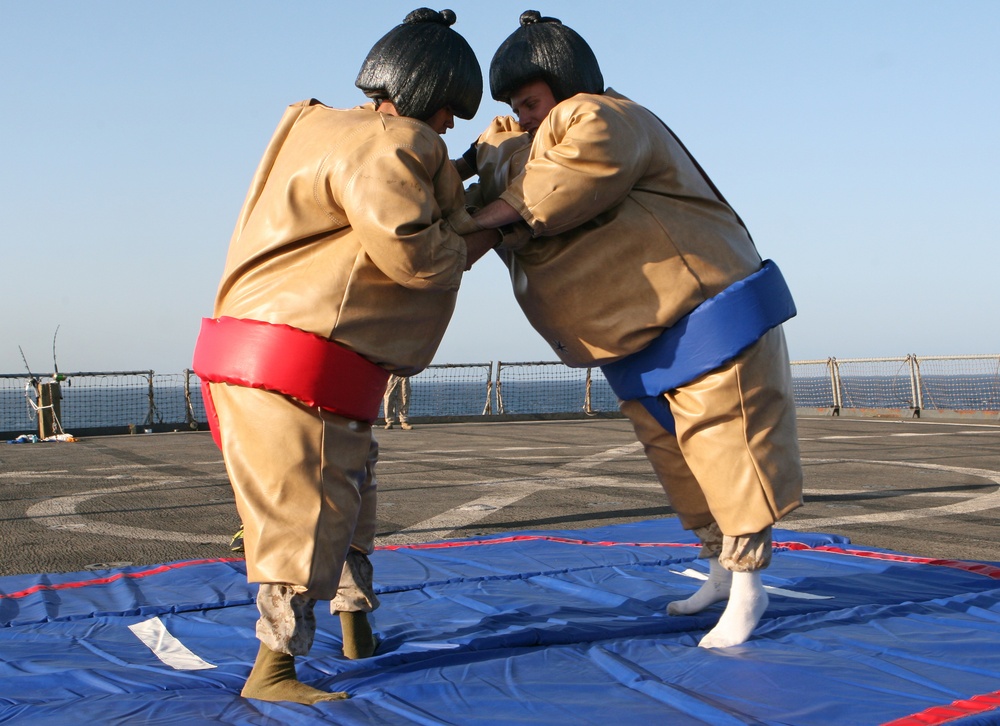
left=1, top=416, right=998, bottom=577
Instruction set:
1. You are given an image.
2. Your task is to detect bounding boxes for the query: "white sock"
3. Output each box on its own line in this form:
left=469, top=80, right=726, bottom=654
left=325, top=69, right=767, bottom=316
left=667, top=558, right=731, bottom=616
left=698, top=570, right=769, bottom=648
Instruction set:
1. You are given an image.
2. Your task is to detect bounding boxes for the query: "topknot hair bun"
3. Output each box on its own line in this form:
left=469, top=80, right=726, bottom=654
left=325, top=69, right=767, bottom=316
left=519, top=10, right=560, bottom=26
left=356, top=7, right=481, bottom=120
left=405, top=8, right=456, bottom=26
left=489, top=9, right=603, bottom=103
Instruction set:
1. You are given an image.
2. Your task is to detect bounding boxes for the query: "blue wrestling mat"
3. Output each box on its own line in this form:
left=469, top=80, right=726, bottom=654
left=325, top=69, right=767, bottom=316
left=2, top=519, right=1000, bottom=725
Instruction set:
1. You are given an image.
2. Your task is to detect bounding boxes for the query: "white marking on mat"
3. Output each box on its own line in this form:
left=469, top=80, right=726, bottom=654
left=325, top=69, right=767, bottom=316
left=675, top=568, right=832, bottom=600
left=128, top=617, right=216, bottom=670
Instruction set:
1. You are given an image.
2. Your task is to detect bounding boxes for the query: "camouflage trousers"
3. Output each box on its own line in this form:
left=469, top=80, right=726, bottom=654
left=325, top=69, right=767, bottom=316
left=695, top=521, right=772, bottom=572
left=255, top=549, right=379, bottom=656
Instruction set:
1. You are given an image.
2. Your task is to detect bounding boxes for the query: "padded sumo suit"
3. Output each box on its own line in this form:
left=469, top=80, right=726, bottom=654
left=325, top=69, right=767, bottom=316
left=470, top=89, right=804, bottom=567
left=201, top=99, right=472, bottom=617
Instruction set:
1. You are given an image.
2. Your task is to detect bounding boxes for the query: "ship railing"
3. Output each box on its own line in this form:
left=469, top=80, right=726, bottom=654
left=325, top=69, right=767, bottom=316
left=2, top=354, right=998, bottom=438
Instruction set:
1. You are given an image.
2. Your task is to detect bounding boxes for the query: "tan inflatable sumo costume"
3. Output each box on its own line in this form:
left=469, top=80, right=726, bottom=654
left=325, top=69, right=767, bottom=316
left=193, top=8, right=487, bottom=703
left=465, top=10, right=805, bottom=649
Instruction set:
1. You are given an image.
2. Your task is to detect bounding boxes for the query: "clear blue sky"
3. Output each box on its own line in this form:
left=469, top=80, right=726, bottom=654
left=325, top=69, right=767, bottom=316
left=2, top=1, right=997, bottom=375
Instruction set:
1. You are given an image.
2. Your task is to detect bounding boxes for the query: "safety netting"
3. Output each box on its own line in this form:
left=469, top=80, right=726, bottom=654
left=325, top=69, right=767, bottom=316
left=2, top=519, right=999, bottom=725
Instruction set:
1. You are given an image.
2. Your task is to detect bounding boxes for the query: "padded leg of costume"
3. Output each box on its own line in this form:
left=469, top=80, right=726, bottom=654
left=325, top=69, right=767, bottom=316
left=666, top=327, right=803, bottom=535
left=212, top=384, right=373, bottom=600
left=619, top=399, right=714, bottom=530
left=241, top=642, right=348, bottom=703
left=698, top=571, right=769, bottom=649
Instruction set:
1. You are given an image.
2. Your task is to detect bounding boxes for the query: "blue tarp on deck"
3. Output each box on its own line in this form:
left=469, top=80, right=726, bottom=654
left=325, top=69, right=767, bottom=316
left=2, top=519, right=999, bottom=725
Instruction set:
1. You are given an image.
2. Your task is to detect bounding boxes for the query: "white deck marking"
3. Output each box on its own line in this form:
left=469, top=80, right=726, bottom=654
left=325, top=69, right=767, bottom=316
left=19, top=450, right=999, bottom=546
left=377, top=443, right=645, bottom=545
left=784, top=459, right=1000, bottom=529
left=384, top=455, right=1000, bottom=543
left=0, top=470, right=71, bottom=479
left=128, top=617, right=216, bottom=670
left=26, top=480, right=228, bottom=544
left=801, top=428, right=1000, bottom=442
left=803, top=487, right=969, bottom=498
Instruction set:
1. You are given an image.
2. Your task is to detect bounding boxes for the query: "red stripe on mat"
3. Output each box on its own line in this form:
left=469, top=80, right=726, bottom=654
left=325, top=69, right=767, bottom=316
left=2, top=536, right=998, bottom=601
left=781, top=542, right=1000, bottom=580
left=0, top=557, right=243, bottom=600
left=881, top=690, right=1000, bottom=725
left=378, top=536, right=1000, bottom=580
left=375, top=535, right=695, bottom=551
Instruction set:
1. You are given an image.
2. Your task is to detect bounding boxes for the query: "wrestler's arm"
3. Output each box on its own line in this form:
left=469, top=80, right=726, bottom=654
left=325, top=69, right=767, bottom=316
left=472, top=198, right=522, bottom=228
left=340, top=130, right=467, bottom=290
left=453, top=117, right=522, bottom=183
left=499, top=98, right=648, bottom=237
left=463, top=227, right=503, bottom=270
left=467, top=116, right=533, bottom=232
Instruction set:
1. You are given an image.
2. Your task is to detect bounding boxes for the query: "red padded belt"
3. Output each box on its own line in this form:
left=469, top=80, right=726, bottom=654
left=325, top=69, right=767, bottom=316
left=192, top=317, right=390, bottom=447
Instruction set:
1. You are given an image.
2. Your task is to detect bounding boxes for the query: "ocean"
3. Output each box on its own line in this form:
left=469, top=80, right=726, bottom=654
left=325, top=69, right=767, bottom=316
left=2, top=373, right=998, bottom=438
left=0, top=378, right=622, bottom=436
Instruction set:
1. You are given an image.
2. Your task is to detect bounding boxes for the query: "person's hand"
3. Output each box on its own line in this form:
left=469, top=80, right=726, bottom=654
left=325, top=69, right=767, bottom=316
left=463, top=228, right=501, bottom=270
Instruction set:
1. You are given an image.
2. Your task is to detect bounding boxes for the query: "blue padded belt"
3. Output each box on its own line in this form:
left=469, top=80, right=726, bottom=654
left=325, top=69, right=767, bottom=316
left=600, top=260, right=795, bottom=433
